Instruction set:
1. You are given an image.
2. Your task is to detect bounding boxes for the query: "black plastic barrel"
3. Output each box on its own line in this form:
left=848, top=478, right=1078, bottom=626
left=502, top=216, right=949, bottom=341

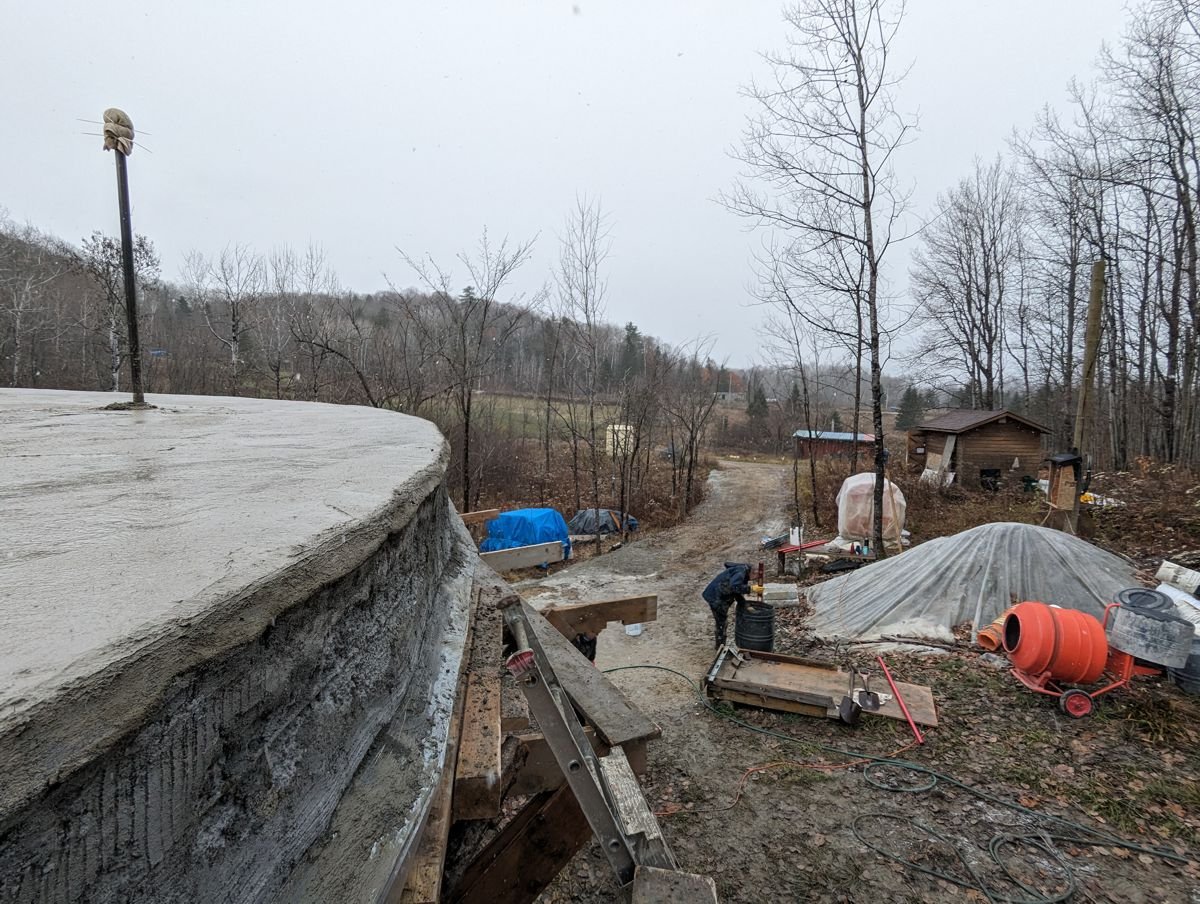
left=735, top=603, right=775, bottom=652
left=1169, top=637, right=1200, bottom=696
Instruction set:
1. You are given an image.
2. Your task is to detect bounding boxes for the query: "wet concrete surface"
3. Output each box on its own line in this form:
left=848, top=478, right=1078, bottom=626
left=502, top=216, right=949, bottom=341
left=0, top=390, right=444, bottom=730
left=0, top=389, right=469, bottom=903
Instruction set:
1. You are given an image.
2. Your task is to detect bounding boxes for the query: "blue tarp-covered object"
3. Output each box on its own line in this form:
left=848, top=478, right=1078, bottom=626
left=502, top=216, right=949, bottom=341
left=567, top=508, right=639, bottom=535
left=480, top=508, right=571, bottom=559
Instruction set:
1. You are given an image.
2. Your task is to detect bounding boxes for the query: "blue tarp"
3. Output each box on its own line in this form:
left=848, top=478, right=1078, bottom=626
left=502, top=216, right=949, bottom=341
left=480, top=508, right=571, bottom=559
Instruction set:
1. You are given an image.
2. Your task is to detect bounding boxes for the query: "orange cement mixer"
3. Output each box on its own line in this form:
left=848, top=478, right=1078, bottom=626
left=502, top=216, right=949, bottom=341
left=1001, top=601, right=1161, bottom=718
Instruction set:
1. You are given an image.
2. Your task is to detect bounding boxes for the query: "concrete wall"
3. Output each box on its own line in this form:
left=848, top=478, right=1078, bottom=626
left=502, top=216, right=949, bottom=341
left=0, top=392, right=474, bottom=904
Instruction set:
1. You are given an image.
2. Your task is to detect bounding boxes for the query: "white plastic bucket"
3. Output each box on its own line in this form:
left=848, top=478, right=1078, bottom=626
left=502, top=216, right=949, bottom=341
left=624, top=623, right=644, bottom=637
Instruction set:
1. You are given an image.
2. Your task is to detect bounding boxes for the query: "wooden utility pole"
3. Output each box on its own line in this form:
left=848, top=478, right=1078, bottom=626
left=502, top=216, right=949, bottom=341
left=1073, top=260, right=1106, bottom=454
left=1049, top=260, right=1106, bottom=535
left=102, top=108, right=147, bottom=406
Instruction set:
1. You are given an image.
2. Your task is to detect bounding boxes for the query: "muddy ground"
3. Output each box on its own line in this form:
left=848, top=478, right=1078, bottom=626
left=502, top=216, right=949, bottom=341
left=518, top=460, right=1200, bottom=904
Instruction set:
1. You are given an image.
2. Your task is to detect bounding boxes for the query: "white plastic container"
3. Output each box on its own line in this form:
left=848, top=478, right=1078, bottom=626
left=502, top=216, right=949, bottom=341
left=789, top=526, right=800, bottom=545
left=624, top=623, right=643, bottom=637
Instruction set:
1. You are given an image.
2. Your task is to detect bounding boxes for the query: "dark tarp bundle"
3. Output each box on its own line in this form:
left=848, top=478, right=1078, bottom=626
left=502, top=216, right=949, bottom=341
left=567, top=508, right=639, bottom=535
left=480, top=508, right=571, bottom=559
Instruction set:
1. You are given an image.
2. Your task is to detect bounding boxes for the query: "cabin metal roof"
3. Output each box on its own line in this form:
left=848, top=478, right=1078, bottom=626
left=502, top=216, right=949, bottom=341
left=915, top=409, right=1048, bottom=435
left=792, top=430, right=875, bottom=442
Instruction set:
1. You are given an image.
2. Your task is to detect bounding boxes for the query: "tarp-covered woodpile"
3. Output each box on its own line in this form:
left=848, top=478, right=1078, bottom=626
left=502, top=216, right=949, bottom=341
left=806, top=522, right=1140, bottom=640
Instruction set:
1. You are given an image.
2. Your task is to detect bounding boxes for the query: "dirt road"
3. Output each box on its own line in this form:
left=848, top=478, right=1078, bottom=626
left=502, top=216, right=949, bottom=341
left=522, top=461, right=1199, bottom=904
left=521, top=459, right=790, bottom=687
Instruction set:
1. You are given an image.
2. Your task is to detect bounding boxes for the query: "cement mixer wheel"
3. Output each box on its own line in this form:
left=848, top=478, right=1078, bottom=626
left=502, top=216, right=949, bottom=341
left=1059, top=689, right=1094, bottom=719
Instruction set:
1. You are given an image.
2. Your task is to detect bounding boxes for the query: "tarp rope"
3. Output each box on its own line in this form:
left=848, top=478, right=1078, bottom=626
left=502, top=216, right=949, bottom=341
left=602, top=663, right=1191, bottom=904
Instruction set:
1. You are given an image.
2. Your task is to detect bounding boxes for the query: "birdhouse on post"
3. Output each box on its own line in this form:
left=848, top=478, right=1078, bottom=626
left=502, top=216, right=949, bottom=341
left=102, top=107, right=148, bottom=407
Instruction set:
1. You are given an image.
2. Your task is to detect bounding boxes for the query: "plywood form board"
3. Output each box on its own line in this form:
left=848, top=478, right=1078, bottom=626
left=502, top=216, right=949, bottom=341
left=500, top=672, right=531, bottom=733
left=507, top=727, right=605, bottom=798
left=709, top=651, right=938, bottom=727
left=521, top=601, right=661, bottom=747
left=479, top=541, right=565, bottom=572
left=459, top=509, right=500, bottom=526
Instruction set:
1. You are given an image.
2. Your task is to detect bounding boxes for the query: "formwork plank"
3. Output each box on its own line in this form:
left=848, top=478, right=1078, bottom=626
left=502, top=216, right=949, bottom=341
left=522, top=602, right=661, bottom=747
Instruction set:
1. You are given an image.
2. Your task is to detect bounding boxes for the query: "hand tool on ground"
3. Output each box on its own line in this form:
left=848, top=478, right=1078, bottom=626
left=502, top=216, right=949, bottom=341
left=852, top=668, right=880, bottom=712
left=837, top=670, right=862, bottom=725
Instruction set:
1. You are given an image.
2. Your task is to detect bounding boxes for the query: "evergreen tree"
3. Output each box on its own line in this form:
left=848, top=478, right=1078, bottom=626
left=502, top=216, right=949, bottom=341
left=896, top=385, right=924, bottom=429
left=747, top=383, right=769, bottom=421
left=830, top=410, right=844, bottom=432
left=618, top=322, right=644, bottom=379
left=788, top=382, right=801, bottom=417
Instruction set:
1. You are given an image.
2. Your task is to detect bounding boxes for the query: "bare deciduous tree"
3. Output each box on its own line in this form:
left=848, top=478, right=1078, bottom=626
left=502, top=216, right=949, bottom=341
left=80, top=231, right=160, bottom=393
left=726, top=0, right=913, bottom=552
left=398, top=230, right=541, bottom=510
left=910, top=158, right=1025, bottom=409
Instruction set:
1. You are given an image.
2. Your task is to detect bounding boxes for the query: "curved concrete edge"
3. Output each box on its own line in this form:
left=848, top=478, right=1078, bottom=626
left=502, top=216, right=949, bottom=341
left=0, top=480, right=477, bottom=904
left=275, top=508, right=478, bottom=903
left=0, top=446, right=449, bottom=820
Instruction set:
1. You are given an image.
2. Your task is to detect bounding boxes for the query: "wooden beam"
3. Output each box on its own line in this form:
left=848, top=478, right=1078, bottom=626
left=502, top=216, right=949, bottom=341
left=459, top=508, right=500, bottom=526
left=479, top=541, right=564, bottom=572
left=500, top=672, right=530, bottom=734
left=540, top=595, right=658, bottom=638
left=599, top=746, right=674, bottom=869
left=450, top=573, right=506, bottom=822
left=451, top=674, right=501, bottom=820
left=631, top=867, right=719, bottom=903
left=522, top=602, right=661, bottom=747
left=507, top=727, right=606, bottom=798
left=447, top=786, right=591, bottom=904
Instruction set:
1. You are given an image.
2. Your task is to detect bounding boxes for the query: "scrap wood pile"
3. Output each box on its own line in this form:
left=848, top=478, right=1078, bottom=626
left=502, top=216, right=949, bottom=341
left=397, top=567, right=717, bottom=904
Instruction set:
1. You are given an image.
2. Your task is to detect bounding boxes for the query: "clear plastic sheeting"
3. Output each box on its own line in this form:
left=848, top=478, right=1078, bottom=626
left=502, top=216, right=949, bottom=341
left=836, top=472, right=906, bottom=542
left=807, top=522, right=1139, bottom=640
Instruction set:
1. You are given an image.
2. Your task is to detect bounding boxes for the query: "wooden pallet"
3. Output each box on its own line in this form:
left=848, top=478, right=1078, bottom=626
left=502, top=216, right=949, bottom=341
left=705, top=648, right=938, bottom=727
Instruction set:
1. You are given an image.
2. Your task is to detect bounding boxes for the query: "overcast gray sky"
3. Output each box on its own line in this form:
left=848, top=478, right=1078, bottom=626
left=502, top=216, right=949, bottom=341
left=3, top=1, right=1129, bottom=366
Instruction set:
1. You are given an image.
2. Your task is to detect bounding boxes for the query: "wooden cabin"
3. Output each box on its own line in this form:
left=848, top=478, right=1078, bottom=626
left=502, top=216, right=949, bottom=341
left=793, top=429, right=875, bottom=460
left=908, top=409, right=1047, bottom=488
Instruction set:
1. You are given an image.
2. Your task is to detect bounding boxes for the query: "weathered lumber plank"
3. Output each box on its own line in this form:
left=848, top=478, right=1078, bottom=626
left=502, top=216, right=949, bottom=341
left=447, top=786, right=590, bottom=904
left=479, top=541, right=564, bottom=572
left=458, top=508, right=500, bottom=526
left=631, top=866, right=719, bottom=903
left=507, top=727, right=606, bottom=798
left=451, top=674, right=501, bottom=820
left=598, top=746, right=674, bottom=869
left=500, top=672, right=531, bottom=733
left=450, top=571, right=506, bottom=822
left=540, top=595, right=658, bottom=638
left=522, top=601, right=661, bottom=747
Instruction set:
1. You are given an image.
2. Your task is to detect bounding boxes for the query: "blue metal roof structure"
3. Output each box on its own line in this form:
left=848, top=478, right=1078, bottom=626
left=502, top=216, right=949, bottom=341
left=792, top=430, right=874, bottom=442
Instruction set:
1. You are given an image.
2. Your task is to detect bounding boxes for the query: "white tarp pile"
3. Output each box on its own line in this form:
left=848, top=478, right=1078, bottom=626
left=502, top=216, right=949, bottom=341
left=830, top=472, right=906, bottom=550
left=807, top=521, right=1139, bottom=640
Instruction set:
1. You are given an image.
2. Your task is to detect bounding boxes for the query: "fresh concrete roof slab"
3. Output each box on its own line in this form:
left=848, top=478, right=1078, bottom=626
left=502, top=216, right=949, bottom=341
left=0, top=389, right=476, bottom=903
left=0, top=390, right=446, bottom=801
